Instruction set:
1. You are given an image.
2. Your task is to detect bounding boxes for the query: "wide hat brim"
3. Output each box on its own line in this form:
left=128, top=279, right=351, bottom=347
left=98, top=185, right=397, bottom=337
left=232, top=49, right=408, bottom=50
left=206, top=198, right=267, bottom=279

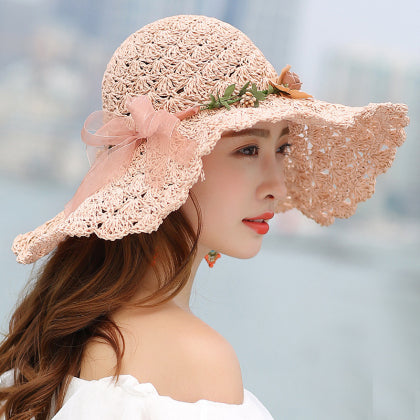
left=12, top=95, right=409, bottom=264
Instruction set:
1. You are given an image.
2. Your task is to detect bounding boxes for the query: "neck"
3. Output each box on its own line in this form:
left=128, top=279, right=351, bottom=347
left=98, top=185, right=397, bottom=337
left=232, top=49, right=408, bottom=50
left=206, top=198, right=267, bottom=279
left=170, top=251, right=203, bottom=313
left=129, top=243, right=210, bottom=314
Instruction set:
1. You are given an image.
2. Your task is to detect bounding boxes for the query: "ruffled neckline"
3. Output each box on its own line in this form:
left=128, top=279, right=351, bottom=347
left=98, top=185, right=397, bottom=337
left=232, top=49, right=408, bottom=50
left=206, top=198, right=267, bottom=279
left=1, top=369, right=274, bottom=418
left=71, top=374, right=247, bottom=407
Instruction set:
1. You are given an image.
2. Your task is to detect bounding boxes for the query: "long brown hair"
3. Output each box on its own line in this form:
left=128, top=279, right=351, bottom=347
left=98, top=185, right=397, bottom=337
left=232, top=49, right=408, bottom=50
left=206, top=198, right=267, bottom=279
left=0, top=192, right=202, bottom=420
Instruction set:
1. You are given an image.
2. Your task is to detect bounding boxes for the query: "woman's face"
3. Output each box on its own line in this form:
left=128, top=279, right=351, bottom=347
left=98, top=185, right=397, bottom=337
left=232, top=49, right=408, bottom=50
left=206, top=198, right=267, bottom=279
left=181, top=120, right=290, bottom=259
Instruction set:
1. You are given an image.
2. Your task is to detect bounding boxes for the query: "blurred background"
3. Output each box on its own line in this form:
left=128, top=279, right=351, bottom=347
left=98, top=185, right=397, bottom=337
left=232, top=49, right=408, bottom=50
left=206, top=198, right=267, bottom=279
left=1, top=0, right=419, bottom=418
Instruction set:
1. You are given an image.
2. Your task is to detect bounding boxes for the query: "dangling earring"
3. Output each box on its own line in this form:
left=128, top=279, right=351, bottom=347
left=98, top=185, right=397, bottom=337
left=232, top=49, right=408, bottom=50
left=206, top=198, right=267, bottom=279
left=205, top=250, right=221, bottom=268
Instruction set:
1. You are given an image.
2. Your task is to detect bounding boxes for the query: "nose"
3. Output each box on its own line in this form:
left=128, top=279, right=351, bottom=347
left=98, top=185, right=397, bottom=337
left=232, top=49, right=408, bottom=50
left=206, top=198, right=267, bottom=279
left=256, top=156, right=287, bottom=203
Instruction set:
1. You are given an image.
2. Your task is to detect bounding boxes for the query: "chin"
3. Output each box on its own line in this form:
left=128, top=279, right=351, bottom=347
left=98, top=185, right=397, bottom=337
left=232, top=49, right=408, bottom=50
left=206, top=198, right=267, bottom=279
left=203, top=227, right=264, bottom=259
left=220, top=243, right=263, bottom=260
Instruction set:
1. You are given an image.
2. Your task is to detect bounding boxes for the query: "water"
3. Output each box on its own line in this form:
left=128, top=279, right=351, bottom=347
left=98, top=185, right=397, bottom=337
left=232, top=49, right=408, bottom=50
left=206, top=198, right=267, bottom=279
left=1, top=176, right=419, bottom=419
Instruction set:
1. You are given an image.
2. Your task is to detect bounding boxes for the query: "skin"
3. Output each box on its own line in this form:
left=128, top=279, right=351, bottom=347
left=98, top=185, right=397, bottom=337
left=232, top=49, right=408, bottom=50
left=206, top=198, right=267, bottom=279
left=135, top=119, right=290, bottom=312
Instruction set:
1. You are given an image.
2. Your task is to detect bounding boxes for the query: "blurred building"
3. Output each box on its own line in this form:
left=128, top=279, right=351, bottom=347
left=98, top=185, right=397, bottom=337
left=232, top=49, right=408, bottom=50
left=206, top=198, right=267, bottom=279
left=51, top=0, right=300, bottom=68
left=0, top=0, right=299, bottom=185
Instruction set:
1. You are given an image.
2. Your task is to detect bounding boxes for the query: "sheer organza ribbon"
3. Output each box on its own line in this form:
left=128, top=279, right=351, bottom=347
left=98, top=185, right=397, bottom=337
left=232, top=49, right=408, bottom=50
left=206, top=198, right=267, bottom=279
left=64, top=95, right=200, bottom=216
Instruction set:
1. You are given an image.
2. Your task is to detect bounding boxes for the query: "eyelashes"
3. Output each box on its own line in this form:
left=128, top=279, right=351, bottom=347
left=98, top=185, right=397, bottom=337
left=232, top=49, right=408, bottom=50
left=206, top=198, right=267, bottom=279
left=237, top=143, right=292, bottom=157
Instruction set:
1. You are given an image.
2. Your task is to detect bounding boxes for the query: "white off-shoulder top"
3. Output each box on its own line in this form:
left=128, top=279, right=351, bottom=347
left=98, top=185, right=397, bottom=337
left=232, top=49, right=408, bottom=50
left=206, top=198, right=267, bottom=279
left=0, top=370, right=274, bottom=419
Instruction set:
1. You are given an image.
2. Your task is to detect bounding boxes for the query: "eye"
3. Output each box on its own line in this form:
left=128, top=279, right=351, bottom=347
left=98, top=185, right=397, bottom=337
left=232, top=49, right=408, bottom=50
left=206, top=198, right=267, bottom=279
left=279, top=143, right=292, bottom=155
left=238, top=145, right=259, bottom=157
left=237, top=143, right=292, bottom=157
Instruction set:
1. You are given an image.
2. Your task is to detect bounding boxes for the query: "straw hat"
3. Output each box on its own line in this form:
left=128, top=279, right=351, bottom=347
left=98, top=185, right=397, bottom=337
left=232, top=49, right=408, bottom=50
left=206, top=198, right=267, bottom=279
left=12, top=15, right=409, bottom=264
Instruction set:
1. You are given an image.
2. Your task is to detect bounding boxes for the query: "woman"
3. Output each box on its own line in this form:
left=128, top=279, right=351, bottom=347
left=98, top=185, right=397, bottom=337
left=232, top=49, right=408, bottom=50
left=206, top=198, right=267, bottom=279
left=0, top=14, right=408, bottom=420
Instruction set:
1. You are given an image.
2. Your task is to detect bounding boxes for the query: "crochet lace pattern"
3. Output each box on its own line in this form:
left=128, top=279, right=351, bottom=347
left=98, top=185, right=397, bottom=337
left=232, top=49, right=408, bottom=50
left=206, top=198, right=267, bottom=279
left=12, top=15, right=408, bottom=264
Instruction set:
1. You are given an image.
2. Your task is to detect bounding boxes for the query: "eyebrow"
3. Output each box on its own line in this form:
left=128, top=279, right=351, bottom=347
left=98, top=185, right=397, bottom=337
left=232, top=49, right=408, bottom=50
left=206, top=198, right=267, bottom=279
left=221, top=126, right=289, bottom=139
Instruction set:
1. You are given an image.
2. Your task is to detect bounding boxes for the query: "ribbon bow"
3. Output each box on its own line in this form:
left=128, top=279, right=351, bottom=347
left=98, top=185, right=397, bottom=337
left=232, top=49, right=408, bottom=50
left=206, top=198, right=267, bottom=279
left=64, top=95, right=200, bottom=217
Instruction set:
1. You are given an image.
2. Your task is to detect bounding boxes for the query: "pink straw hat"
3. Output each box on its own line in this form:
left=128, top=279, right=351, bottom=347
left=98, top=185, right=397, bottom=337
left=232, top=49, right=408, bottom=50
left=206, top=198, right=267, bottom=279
left=12, top=14, right=409, bottom=264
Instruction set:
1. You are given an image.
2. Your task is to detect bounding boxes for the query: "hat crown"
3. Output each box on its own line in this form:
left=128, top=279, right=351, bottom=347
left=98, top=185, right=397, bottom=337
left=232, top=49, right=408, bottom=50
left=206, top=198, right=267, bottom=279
left=102, top=15, right=277, bottom=115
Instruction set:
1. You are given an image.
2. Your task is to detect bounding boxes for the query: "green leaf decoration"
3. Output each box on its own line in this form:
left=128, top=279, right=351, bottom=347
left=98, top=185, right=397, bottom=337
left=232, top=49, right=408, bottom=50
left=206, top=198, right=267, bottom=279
left=238, top=81, right=250, bottom=96
left=267, top=85, right=275, bottom=95
left=254, top=91, right=267, bottom=101
left=202, top=74, right=298, bottom=110
left=219, top=98, right=231, bottom=110
left=223, top=84, right=236, bottom=99
left=227, top=98, right=240, bottom=104
left=205, top=94, right=217, bottom=108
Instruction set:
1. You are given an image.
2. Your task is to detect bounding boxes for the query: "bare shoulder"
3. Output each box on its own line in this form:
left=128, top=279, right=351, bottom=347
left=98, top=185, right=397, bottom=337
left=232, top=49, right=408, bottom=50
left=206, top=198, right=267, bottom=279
left=80, top=304, right=244, bottom=404
left=176, top=313, right=244, bottom=404
left=125, top=305, right=244, bottom=404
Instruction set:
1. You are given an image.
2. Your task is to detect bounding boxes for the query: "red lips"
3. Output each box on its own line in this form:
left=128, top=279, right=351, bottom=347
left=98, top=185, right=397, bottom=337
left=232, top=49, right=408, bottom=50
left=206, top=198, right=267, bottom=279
left=242, top=212, right=274, bottom=235
left=243, top=212, right=274, bottom=221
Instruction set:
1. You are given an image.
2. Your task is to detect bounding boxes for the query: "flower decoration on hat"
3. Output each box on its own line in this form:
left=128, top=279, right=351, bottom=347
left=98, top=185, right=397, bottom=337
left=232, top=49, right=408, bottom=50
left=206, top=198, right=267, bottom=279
left=267, top=64, right=312, bottom=99
left=202, top=64, right=312, bottom=110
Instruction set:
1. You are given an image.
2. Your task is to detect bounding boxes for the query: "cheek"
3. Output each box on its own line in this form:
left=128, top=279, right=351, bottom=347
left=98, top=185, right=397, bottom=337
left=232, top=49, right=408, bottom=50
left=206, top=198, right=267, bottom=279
left=199, top=167, right=246, bottom=222
left=192, top=153, right=253, bottom=225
